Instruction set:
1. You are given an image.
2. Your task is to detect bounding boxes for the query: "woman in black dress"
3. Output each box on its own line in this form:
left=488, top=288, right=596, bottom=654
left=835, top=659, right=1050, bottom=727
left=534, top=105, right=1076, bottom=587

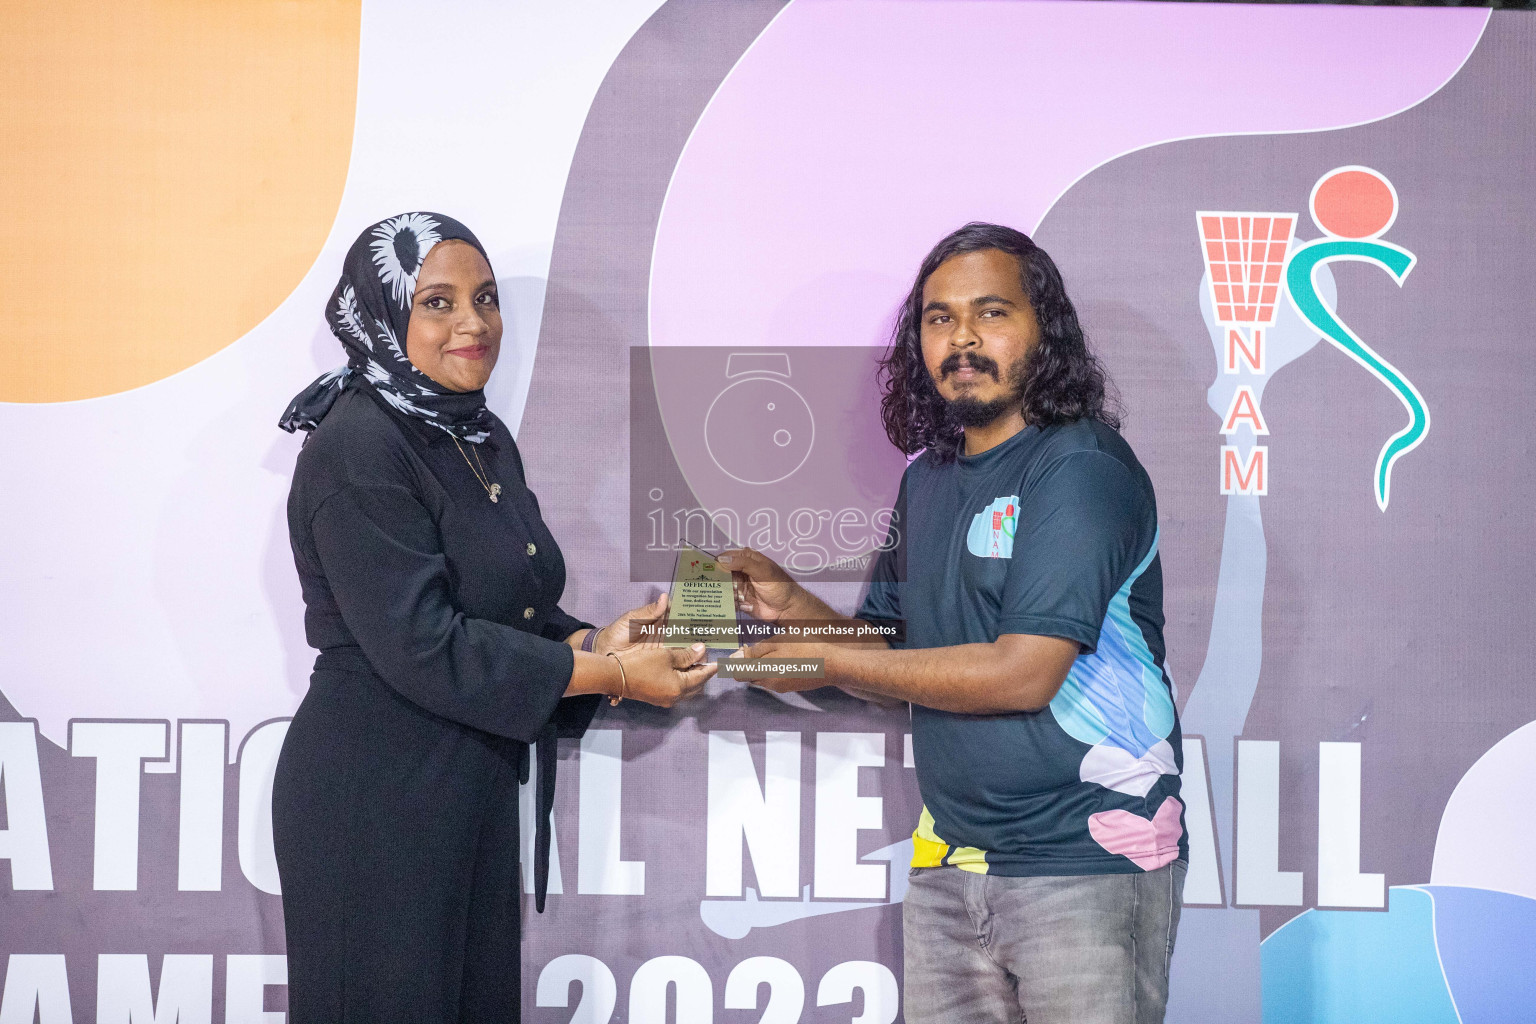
left=274, top=212, right=713, bottom=1022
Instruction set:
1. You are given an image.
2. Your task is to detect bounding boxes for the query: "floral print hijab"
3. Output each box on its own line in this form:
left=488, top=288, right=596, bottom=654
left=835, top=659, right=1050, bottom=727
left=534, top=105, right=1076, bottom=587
left=280, top=211, right=497, bottom=443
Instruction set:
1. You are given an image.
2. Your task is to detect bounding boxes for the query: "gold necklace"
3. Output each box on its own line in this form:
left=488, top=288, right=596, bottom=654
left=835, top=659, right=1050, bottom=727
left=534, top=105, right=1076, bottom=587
left=452, top=437, right=502, bottom=503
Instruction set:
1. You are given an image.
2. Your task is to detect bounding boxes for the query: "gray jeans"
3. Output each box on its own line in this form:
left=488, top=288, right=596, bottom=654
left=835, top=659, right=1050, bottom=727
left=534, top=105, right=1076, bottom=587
left=902, top=861, right=1185, bottom=1024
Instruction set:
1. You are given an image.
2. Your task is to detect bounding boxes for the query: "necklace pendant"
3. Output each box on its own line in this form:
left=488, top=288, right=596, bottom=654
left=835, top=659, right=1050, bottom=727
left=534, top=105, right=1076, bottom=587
left=489, top=483, right=502, bottom=503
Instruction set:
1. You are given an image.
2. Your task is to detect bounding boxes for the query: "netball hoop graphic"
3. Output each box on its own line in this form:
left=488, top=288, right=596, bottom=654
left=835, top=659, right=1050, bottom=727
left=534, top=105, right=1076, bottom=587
left=1196, top=211, right=1298, bottom=375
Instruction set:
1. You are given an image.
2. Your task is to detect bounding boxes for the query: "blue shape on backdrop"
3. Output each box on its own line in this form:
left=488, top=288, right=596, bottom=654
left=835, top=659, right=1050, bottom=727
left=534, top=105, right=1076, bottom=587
left=1261, top=887, right=1457, bottom=1024
left=1422, top=885, right=1536, bottom=1024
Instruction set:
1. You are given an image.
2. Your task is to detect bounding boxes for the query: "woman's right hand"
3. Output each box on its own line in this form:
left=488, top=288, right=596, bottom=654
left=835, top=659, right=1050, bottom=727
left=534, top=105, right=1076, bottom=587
left=612, top=643, right=717, bottom=708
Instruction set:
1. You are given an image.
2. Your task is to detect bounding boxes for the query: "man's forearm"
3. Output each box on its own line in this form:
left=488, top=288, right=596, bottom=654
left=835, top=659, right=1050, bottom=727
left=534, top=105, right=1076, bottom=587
left=781, top=586, right=897, bottom=651
left=822, top=637, right=1075, bottom=714
left=781, top=582, right=840, bottom=622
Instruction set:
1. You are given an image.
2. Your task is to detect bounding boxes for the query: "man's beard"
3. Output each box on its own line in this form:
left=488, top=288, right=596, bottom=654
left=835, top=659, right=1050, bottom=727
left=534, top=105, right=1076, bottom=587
left=937, top=351, right=1029, bottom=428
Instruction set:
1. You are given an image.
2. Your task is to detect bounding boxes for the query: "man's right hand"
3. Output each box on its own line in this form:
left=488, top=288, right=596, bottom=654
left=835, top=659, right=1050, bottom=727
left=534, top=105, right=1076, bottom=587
left=616, top=644, right=716, bottom=708
left=717, top=547, right=803, bottom=622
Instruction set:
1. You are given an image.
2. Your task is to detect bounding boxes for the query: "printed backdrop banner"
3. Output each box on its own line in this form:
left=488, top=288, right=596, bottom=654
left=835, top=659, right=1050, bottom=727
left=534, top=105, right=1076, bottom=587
left=1, top=2, right=1533, bottom=1022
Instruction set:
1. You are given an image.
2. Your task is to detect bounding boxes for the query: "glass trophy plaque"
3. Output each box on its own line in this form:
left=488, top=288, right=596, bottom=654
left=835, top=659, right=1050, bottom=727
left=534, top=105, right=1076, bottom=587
left=663, top=545, right=739, bottom=651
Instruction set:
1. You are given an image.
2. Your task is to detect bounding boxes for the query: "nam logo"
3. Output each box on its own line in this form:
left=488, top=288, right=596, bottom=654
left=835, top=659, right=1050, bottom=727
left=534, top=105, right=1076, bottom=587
left=966, top=496, right=1018, bottom=559
left=1197, top=166, right=1425, bottom=510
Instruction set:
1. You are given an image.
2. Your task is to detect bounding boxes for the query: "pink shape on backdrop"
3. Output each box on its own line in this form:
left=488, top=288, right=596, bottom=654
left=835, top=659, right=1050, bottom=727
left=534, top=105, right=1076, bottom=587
left=1088, top=797, right=1185, bottom=871
left=650, top=0, right=1486, bottom=350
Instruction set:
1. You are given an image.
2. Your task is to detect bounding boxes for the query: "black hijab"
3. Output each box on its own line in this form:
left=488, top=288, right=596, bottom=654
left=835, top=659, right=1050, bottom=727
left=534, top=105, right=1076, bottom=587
left=280, top=212, right=498, bottom=443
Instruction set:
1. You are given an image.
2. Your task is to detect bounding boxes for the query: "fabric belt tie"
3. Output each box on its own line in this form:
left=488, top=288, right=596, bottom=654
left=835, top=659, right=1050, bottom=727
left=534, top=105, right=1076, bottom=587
left=527, top=724, right=559, bottom=914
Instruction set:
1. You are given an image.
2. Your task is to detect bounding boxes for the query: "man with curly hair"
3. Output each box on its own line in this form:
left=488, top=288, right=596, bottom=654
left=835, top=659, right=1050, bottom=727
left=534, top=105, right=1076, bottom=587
left=724, top=222, right=1186, bottom=1024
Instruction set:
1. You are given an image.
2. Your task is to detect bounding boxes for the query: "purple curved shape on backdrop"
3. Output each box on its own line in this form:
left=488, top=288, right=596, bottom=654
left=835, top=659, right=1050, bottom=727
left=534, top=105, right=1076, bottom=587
left=1423, top=886, right=1536, bottom=1024
left=649, top=0, right=1487, bottom=350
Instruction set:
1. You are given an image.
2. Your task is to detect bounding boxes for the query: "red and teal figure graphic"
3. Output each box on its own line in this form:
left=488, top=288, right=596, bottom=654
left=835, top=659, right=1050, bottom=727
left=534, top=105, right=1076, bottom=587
left=1286, top=166, right=1424, bottom=511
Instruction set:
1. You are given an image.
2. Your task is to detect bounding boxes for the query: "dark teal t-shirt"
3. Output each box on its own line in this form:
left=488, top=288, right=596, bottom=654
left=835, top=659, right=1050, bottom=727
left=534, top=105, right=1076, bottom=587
left=858, top=418, right=1186, bottom=876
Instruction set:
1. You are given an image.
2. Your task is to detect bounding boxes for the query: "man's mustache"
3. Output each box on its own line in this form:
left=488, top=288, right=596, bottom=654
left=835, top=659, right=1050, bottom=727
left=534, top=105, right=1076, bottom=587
left=938, top=352, right=1000, bottom=380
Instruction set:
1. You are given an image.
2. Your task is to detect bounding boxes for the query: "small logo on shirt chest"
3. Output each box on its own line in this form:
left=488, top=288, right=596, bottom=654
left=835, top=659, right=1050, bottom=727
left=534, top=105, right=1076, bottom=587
left=966, top=495, right=1019, bottom=559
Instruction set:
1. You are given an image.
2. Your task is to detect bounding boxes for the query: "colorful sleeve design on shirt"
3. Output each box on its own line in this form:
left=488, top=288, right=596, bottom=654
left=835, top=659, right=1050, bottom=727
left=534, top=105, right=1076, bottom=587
left=1049, top=532, right=1183, bottom=868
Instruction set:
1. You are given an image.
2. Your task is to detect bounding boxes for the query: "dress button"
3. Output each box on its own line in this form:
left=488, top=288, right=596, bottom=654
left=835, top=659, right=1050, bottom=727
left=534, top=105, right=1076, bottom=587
left=526, top=542, right=537, bottom=556
left=523, top=607, right=535, bottom=620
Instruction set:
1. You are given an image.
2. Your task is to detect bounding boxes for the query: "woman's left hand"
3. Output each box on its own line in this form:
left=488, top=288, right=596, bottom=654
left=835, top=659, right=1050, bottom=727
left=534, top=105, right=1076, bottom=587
left=593, top=592, right=670, bottom=656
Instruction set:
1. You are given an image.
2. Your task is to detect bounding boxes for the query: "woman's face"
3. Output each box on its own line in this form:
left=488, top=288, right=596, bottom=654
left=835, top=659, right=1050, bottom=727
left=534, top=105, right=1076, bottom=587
left=406, top=239, right=502, bottom=392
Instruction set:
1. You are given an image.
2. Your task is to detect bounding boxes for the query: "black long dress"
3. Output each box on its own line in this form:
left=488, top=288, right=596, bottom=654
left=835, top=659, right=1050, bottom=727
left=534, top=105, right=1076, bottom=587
left=273, top=378, right=599, bottom=1023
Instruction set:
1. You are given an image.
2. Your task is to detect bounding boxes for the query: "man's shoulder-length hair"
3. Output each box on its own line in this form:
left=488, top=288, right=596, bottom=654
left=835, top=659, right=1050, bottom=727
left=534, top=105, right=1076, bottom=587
left=877, top=221, right=1120, bottom=461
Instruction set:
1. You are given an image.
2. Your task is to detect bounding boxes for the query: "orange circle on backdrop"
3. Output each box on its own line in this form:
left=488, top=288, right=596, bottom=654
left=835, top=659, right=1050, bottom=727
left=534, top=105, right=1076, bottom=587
left=1310, top=168, right=1397, bottom=239
left=0, top=0, right=359, bottom=403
